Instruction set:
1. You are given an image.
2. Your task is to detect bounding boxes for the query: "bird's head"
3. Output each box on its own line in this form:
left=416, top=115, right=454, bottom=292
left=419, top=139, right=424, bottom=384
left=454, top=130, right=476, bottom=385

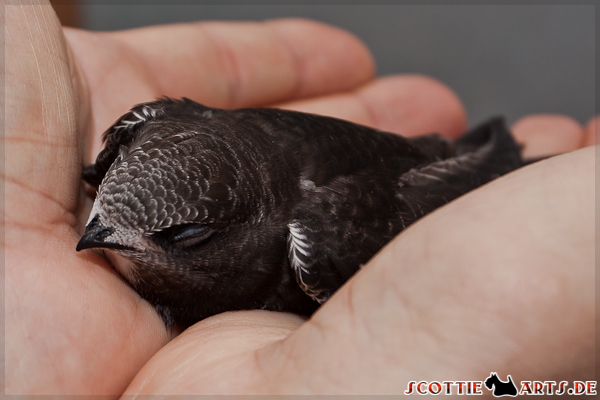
left=76, top=128, right=216, bottom=284
left=76, top=115, right=298, bottom=302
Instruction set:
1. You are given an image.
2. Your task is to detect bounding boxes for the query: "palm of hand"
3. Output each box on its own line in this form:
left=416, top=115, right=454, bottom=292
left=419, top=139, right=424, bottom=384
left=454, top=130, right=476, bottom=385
left=5, top=6, right=595, bottom=395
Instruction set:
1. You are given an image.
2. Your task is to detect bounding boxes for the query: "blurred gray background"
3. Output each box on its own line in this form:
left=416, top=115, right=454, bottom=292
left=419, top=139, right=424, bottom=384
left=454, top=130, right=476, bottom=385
left=79, top=4, right=595, bottom=126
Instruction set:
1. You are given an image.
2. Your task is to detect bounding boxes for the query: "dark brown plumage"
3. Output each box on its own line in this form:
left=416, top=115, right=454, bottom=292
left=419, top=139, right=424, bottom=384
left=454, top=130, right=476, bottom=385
left=77, top=98, right=523, bottom=328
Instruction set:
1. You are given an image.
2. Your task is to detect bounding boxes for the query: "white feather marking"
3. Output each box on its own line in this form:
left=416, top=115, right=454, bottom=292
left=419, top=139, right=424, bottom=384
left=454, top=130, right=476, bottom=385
left=399, top=140, right=494, bottom=187
left=398, top=168, right=445, bottom=185
left=289, top=229, right=307, bottom=241
left=287, top=222, right=312, bottom=276
left=300, top=178, right=316, bottom=191
left=87, top=198, right=102, bottom=225
left=132, top=111, right=144, bottom=121
left=287, top=222, right=329, bottom=303
left=293, top=243, right=311, bottom=257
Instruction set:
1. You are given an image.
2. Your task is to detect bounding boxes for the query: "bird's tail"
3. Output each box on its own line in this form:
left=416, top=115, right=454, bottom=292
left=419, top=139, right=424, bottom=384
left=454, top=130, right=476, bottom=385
left=454, top=116, right=524, bottom=181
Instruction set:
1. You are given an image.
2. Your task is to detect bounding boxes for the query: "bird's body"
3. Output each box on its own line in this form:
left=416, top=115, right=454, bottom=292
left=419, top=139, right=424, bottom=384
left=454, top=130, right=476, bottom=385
left=78, top=98, right=523, bottom=328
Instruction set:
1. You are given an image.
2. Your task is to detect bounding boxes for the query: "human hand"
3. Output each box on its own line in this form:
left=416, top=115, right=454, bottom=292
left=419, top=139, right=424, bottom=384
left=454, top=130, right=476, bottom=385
left=121, top=126, right=595, bottom=395
left=5, top=2, right=595, bottom=395
left=5, top=3, right=463, bottom=395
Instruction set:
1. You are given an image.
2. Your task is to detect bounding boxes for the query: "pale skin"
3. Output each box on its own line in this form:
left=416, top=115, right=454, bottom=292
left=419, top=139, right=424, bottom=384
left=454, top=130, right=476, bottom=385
left=4, top=3, right=596, bottom=396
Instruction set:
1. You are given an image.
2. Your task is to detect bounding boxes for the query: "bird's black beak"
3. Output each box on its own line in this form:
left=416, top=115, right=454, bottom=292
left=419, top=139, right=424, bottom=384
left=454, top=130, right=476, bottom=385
left=76, top=216, right=129, bottom=251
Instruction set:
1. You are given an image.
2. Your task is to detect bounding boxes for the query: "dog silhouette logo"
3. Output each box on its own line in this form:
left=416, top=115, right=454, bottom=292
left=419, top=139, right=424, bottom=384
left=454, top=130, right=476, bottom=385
left=484, top=373, right=518, bottom=397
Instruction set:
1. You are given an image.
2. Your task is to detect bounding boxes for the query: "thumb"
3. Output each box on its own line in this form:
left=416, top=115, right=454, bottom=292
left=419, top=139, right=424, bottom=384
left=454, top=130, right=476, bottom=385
left=5, top=2, right=82, bottom=229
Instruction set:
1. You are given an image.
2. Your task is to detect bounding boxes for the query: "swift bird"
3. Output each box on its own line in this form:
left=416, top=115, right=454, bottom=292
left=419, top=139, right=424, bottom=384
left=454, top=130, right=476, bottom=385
left=77, top=98, right=523, bottom=327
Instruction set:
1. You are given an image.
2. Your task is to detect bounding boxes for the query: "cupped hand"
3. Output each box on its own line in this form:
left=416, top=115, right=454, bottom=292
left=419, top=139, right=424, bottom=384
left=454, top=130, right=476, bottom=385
left=123, top=131, right=595, bottom=395
left=4, top=3, right=595, bottom=395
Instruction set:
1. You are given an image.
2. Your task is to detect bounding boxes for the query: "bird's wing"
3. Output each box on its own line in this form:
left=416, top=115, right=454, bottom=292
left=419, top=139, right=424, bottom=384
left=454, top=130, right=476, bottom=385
left=392, top=117, right=524, bottom=231
left=82, top=97, right=213, bottom=187
left=402, top=116, right=523, bottom=189
left=287, top=173, right=404, bottom=303
left=287, top=117, right=523, bottom=303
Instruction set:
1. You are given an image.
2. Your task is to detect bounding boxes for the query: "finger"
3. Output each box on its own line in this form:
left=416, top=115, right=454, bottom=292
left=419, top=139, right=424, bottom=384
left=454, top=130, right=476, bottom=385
left=584, top=115, right=598, bottom=146
left=5, top=4, right=170, bottom=395
left=70, top=18, right=374, bottom=111
left=511, top=114, right=584, bottom=158
left=4, top=3, right=80, bottom=227
left=124, top=311, right=304, bottom=395
left=277, top=74, right=467, bottom=139
left=65, top=19, right=374, bottom=161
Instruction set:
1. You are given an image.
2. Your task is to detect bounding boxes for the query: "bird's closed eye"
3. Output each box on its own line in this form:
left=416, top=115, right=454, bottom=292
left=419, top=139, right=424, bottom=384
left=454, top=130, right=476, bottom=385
left=153, top=223, right=212, bottom=248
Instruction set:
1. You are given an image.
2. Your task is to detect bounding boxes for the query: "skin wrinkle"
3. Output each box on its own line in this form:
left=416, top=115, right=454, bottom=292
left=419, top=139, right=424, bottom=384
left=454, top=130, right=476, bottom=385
left=2, top=223, right=53, bottom=247
left=43, top=9, right=76, bottom=152
left=101, top=32, right=158, bottom=97
left=6, top=138, right=74, bottom=185
left=107, top=22, right=246, bottom=109
left=7, top=11, right=80, bottom=223
left=193, top=23, right=244, bottom=109
left=327, top=279, right=372, bottom=394
left=312, top=341, right=352, bottom=394
left=4, top=176, right=78, bottom=226
left=128, top=312, right=180, bottom=395
left=403, top=243, right=498, bottom=376
left=39, top=10, right=70, bottom=140
left=450, top=159, right=589, bottom=378
left=381, top=265, right=475, bottom=381
left=4, top=135, right=77, bottom=148
left=253, top=330, right=284, bottom=389
left=421, top=293, right=477, bottom=365
left=264, top=21, right=305, bottom=106
left=337, top=280, right=387, bottom=382
left=363, top=79, right=412, bottom=135
left=68, top=45, right=92, bottom=149
left=74, top=32, right=115, bottom=91
left=74, top=33, right=158, bottom=154
left=22, top=6, right=48, bottom=140
left=340, top=278, right=356, bottom=331
left=3, top=211, right=78, bottom=238
left=373, top=278, right=431, bottom=371
left=251, top=347, right=272, bottom=392
left=274, top=19, right=375, bottom=101
left=246, top=318, right=302, bottom=393
left=290, top=316, right=332, bottom=388
left=355, top=87, right=382, bottom=130
left=260, top=327, right=305, bottom=392
left=373, top=248, right=444, bottom=369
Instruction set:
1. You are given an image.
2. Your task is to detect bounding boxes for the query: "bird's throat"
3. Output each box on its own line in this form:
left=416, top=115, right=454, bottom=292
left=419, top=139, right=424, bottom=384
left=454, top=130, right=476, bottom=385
left=103, top=249, right=140, bottom=285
